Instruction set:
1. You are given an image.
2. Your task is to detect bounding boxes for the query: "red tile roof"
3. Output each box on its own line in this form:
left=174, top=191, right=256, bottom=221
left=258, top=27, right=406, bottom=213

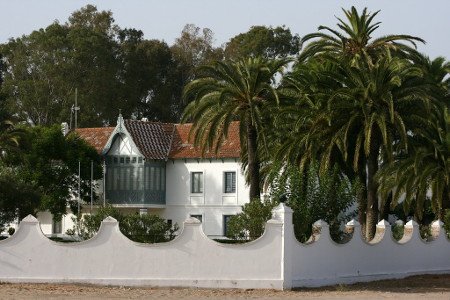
left=74, top=127, right=115, bottom=153
left=75, top=121, right=241, bottom=159
left=124, top=120, right=174, bottom=160
left=169, top=122, right=241, bottom=159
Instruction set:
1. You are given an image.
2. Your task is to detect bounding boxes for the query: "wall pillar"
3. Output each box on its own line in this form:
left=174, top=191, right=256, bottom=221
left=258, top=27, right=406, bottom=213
left=270, top=203, right=294, bottom=290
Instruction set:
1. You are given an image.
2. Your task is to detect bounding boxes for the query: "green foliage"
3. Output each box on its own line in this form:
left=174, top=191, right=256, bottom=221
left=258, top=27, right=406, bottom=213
left=182, top=57, right=290, bottom=199
left=270, top=163, right=357, bottom=243
left=0, top=169, right=41, bottom=231
left=443, top=210, right=450, bottom=239
left=67, top=205, right=179, bottom=243
left=392, top=222, right=404, bottom=241
left=0, top=5, right=189, bottom=126
left=224, top=25, right=300, bottom=59
left=225, top=198, right=277, bottom=241
left=0, top=125, right=102, bottom=222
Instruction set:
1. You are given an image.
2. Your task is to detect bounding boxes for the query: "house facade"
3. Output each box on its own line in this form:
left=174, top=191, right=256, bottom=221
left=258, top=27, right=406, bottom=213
left=37, top=115, right=249, bottom=238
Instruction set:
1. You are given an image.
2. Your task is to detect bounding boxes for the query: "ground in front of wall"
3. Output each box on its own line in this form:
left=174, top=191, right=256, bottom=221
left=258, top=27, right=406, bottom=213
left=1, top=274, right=450, bottom=299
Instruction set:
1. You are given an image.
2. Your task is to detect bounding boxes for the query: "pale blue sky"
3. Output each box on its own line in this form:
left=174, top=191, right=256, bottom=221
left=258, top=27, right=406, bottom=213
left=0, top=0, right=448, bottom=59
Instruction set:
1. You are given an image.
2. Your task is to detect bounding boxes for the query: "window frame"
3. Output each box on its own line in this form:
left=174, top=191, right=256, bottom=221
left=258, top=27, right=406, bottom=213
left=190, top=171, right=204, bottom=194
left=223, top=214, right=233, bottom=236
left=223, top=171, right=237, bottom=194
left=190, top=214, right=203, bottom=223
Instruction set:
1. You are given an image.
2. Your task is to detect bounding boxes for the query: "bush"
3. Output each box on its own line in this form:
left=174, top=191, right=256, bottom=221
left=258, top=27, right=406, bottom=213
left=270, top=163, right=358, bottom=243
left=7, top=227, right=15, bottom=236
left=225, top=198, right=277, bottom=241
left=67, top=205, right=178, bottom=243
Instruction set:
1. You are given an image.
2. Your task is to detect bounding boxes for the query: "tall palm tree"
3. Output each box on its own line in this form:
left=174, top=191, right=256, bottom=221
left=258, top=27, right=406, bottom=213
left=377, top=109, right=449, bottom=220
left=377, top=56, right=450, bottom=220
left=299, top=6, right=425, bottom=66
left=182, top=57, right=289, bottom=200
left=310, top=56, right=430, bottom=240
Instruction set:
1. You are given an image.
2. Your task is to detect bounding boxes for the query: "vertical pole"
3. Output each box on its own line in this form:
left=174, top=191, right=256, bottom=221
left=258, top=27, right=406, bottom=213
left=74, top=88, right=78, bottom=129
left=78, top=160, right=81, bottom=222
left=103, top=160, right=106, bottom=206
left=90, top=160, right=93, bottom=213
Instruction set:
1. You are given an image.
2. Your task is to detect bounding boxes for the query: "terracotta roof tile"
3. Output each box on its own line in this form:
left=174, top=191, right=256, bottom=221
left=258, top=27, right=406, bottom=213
left=76, top=121, right=241, bottom=160
left=169, top=122, right=241, bottom=159
left=74, top=127, right=115, bottom=154
left=124, top=120, right=175, bottom=160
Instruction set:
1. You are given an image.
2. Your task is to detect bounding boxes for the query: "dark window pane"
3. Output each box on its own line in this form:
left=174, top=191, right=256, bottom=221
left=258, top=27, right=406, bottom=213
left=190, top=214, right=202, bottom=222
left=224, top=172, right=236, bottom=193
left=191, top=172, right=203, bottom=193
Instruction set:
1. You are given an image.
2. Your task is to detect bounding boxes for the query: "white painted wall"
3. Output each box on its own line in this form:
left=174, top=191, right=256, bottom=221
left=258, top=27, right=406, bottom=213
left=0, top=214, right=283, bottom=289
left=163, top=159, right=249, bottom=237
left=2, top=204, right=450, bottom=290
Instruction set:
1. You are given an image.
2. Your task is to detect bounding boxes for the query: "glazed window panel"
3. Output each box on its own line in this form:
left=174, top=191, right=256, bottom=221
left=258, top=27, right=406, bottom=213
left=224, top=172, right=236, bottom=193
left=191, top=172, right=203, bottom=194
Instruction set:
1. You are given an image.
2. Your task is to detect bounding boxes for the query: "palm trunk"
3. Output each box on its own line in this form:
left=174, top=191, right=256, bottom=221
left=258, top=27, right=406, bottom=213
left=365, top=151, right=379, bottom=240
left=247, top=123, right=260, bottom=201
left=441, top=185, right=450, bottom=220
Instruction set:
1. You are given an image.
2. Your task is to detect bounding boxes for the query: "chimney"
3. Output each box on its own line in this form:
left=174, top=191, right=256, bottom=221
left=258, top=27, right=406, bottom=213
left=61, top=122, right=70, bottom=136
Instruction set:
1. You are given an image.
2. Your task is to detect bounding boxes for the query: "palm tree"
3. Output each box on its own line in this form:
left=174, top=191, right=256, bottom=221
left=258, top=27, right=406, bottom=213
left=182, top=57, right=289, bottom=200
left=309, top=56, right=430, bottom=240
left=377, top=109, right=449, bottom=220
left=377, top=56, right=450, bottom=220
left=299, top=6, right=425, bottom=66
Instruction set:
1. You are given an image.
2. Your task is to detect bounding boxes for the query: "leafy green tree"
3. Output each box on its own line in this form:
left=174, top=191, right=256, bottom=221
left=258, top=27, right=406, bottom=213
left=117, top=29, right=179, bottom=121
left=224, top=25, right=300, bottom=59
left=0, top=169, right=41, bottom=232
left=182, top=57, right=289, bottom=199
left=4, top=125, right=103, bottom=219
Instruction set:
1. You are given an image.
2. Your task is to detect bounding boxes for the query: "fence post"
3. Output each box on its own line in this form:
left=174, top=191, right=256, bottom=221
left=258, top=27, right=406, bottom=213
left=271, top=203, right=294, bottom=290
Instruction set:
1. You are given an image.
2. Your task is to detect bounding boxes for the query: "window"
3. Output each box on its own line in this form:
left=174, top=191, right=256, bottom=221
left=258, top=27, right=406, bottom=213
left=125, top=157, right=130, bottom=164
left=131, top=157, right=137, bottom=164
left=223, top=215, right=233, bottom=236
left=191, top=172, right=203, bottom=193
left=224, top=171, right=236, bottom=193
left=190, top=214, right=203, bottom=222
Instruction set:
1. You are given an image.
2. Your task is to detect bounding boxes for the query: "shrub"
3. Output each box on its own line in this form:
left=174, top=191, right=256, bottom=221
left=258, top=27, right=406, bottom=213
left=225, top=198, right=277, bottom=241
left=67, top=205, right=178, bottom=243
left=270, top=163, right=358, bottom=243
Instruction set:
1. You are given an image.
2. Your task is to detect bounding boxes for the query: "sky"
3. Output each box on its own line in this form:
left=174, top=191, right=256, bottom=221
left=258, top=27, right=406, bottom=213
left=0, top=0, right=449, bottom=59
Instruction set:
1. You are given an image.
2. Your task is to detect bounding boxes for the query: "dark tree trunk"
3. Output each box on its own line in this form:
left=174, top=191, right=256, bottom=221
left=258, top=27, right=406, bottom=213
left=441, top=185, right=450, bottom=220
left=355, top=167, right=367, bottom=238
left=365, top=151, right=379, bottom=241
left=381, top=193, right=393, bottom=221
left=247, top=123, right=260, bottom=200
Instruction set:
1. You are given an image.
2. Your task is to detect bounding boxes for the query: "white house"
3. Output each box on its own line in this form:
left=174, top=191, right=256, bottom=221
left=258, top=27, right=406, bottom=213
left=37, top=114, right=249, bottom=238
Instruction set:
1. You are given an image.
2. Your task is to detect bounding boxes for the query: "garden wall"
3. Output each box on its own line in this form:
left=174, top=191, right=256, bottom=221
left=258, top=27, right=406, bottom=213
left=0, top=203, right=449, bottom=290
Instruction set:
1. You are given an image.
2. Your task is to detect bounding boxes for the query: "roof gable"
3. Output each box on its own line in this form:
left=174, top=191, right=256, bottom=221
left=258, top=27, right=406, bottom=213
left=124, top=120, right=174, bottom=160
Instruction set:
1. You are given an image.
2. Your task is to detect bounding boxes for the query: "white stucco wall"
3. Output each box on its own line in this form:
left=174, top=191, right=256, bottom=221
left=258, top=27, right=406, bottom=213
left=2, top=204, right=450, bottom=290
left=0, top=214, right=283, bottom=289
left=163, top=159, right=249, bottom=237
